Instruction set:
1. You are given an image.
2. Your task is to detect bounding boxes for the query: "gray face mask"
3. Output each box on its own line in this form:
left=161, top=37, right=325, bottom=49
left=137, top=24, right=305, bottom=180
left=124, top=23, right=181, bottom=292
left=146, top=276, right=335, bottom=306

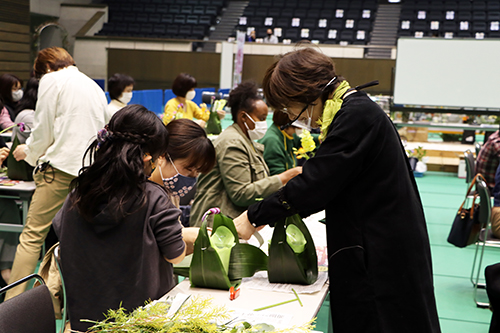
left=159, top=156, right=197, bottom=198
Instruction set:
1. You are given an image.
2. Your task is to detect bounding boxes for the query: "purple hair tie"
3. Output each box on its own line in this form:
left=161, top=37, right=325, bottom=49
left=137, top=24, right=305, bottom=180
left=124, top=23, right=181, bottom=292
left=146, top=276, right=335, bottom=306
left=96, top=127, right=112, bottom=150
left=202, top=207, right=221, bottom=223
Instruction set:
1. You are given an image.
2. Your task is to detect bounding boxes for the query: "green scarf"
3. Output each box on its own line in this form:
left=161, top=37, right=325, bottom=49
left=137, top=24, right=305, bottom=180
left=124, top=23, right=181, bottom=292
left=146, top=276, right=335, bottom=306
left=317, top=80, right=351, bottom=142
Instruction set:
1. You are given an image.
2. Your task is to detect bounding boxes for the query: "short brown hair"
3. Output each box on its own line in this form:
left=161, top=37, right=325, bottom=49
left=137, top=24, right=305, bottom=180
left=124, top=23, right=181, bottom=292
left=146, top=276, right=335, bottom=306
left=171, top=73, right=197, bottom=97
left=262, top=47, right=343, bottom=111
left=272, top=110, right=290, bottom=127
left=33, top=47, right=75, bottom=78
left=166, top=119, right=216, bottom=174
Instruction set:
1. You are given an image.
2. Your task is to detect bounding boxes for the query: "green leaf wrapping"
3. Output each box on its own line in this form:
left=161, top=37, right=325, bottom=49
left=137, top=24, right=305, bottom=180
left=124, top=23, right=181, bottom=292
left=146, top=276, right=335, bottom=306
left=268, top=214, right=318, bottom=285
left=189, top=210, right=268, bottom=290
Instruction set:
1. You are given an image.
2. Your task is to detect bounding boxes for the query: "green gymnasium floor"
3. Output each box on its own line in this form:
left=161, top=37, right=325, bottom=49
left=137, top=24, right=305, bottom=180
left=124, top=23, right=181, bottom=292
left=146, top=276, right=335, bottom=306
left=417, top=172, right=494, bottom=332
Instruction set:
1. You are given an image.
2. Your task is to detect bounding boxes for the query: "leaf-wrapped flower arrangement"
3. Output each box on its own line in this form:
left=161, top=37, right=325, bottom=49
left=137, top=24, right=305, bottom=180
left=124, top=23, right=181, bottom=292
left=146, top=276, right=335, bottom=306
left=175, top=209, right=318, bottom=290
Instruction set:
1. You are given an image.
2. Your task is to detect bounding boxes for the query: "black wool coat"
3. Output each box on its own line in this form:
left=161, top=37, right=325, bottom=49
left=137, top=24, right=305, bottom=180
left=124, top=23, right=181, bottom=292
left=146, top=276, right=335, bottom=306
left=248, top=91, right=441, bottom=333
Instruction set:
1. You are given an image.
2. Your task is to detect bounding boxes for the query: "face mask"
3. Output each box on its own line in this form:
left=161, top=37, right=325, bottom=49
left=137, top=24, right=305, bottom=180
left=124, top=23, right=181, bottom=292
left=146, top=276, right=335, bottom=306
left=293, top=106, right=313, bottom=131
left=243, top=112, right=267, bottom=141
left=159, top=156, right=197, bottom=198
left=119, top=92, right=132, bottom=105
left=185, top=90, right=196, bottom=100
left=267, top=33, right=272, bottom=37
left=12, top=90, right=23, bottom=102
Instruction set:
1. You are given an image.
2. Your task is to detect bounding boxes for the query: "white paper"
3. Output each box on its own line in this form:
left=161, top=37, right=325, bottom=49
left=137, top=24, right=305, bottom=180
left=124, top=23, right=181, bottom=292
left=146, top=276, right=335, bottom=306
left=166, top=293, right=191, bottom=317
left=228, top=308, right=293, bottom=328
left=243, top=271, right=328, bottom=294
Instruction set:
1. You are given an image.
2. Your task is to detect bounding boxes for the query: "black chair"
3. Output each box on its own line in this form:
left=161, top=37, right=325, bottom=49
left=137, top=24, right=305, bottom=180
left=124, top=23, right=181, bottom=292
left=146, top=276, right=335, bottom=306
left=179, top=25, right=192, bottom=38
left=157, top=4, right=169, bottom=14
left=153, top=23, right=167, bottom=35
left=169, top=4, right=181, bottom=14
left=284, top=28, right=299, bottom=41
left=488, top=2, right=500, bottom=11
left=312, top=29, right=326, bottom=41
left=473, top=11, right=487, bottom=21
left=255, top=8, right=268, bottom=17
left=198, top=15, right=212, bottom=26
left=146, top=13, right=159, bottom=23
left=339, top=30, right=354, bottom=43
left=161, top=14, right=174, bottom=24
left=166, top=25, right=179, bottom=37
left=464, top=150, right=476, bottom=189
left=186, top=15, right=198, bottom=25
left=470, top=176, right=500, bottom=308
left=144, top=4, right=156, bottom=13
left=192, top=25, right=207, bottom=38
left=307, top=9, right=321, bottom=19
left=193, top=5, right=205, bottom=14
left=137, top=13, right=148, bottom=23
left=174, top=14, right=187, bottom=24
left=205, top=5, right=218, bottom=15
left=488, top=11, right=500, bottom=21
left=0, top=274, right=56, bottom=333
left=181, top=5, right=193, bottom=14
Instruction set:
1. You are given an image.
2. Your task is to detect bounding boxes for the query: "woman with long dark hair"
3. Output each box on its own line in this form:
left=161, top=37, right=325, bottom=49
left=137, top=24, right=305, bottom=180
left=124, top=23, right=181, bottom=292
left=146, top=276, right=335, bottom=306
left=52, top=105, right=192, bottom=332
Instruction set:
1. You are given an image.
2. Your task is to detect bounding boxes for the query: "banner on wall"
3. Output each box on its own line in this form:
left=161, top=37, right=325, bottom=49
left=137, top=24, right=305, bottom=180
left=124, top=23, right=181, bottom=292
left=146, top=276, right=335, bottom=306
left=233, top=31, right=246, bottom=88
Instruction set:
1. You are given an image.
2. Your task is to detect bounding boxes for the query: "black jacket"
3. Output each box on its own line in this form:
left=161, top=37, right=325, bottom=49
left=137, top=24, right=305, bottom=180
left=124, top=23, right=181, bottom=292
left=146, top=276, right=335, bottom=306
left=249, top=91, right=441, bottom=333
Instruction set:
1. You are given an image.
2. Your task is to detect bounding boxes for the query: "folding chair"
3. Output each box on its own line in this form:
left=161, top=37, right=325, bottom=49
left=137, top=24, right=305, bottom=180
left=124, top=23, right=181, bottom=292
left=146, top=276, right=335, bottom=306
left=0, top=274, right=56, bottom=333
left=464, top=149, right=475, bottom=190
left=470, top=176, right=500, bottom=308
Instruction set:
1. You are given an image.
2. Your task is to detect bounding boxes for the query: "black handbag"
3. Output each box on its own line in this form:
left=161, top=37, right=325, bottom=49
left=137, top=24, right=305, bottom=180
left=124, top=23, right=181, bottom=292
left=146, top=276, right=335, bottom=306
left=6, top=135, right=34, bottom=181
left=447, top=174, right=482, bottom=248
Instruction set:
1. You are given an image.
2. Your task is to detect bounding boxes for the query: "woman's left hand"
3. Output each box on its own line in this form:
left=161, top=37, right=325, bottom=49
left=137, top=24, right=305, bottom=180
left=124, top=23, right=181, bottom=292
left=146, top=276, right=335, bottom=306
left=13, top=144, right=27, bottom=161
left=217, top=109, right=225, bottom=120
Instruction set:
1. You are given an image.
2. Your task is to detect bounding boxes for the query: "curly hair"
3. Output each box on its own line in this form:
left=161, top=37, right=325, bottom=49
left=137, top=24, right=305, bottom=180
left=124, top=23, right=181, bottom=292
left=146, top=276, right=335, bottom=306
left=227, top=80, right=263, bottom=122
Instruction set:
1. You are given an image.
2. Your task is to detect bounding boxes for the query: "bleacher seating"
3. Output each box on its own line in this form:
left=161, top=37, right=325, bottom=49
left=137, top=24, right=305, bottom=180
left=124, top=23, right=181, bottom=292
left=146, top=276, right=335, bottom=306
left=398, top=0, right=500, bottom=40
left=96, top=0, right=225, bottom=39
left=235, top=0, right=378, bottom=45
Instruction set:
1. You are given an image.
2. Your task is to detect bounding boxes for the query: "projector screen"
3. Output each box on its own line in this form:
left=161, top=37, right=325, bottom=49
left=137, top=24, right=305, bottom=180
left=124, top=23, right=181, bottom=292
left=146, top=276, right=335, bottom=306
left=393, top=38, right=500, bottom=109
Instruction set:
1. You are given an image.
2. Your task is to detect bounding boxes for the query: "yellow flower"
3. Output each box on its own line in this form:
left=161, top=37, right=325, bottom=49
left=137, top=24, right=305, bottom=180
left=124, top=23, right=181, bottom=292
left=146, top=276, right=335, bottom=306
left=300, top=130, right=316, bottom=153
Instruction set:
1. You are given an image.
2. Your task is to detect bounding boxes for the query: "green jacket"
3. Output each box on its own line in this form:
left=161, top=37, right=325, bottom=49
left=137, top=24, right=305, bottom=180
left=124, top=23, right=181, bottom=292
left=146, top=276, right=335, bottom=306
left=258, top=124, right=298, bottom=176
left=190, top=123, right=282, bottom=226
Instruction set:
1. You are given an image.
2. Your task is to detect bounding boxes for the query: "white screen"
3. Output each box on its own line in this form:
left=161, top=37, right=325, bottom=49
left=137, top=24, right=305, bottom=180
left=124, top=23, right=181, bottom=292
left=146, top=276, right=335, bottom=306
left=393, top=38, right=500, bottom=109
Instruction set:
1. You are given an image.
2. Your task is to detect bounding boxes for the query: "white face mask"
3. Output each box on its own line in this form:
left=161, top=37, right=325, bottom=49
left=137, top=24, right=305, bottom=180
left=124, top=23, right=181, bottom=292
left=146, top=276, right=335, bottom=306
left=293, top=106, right=313, bottom=131
left=12, top=90, right=23, bottom=102
left=185, top=90, right=196, bottom=100
left=119, top=92, right=133, bottom=105
left=243, top=112, right=267, bottom=141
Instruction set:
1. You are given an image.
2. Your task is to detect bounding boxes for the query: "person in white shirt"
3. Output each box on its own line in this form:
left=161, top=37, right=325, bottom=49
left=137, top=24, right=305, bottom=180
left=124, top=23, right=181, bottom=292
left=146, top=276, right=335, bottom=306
left=107, top=73, right=135, bottom=115
left=6, top=47, right=110, bottom=299
left=263, top=29, right=279, bottom=44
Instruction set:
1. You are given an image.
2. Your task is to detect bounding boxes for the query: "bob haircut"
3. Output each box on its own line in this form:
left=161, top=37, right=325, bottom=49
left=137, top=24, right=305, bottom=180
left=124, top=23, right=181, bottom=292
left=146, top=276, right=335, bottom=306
left=227, top=80, right=263, bottom=123
left=166, top=118, right=216, bottom=174
left=262, top=47, right=344, bottom=111
left=108, top=73, right=135, bottom=100
left=33, top=47, right=75, bottom=78
left=171, top=73, right=197, bottom=98
left=0, top=74, right=23, bottom=106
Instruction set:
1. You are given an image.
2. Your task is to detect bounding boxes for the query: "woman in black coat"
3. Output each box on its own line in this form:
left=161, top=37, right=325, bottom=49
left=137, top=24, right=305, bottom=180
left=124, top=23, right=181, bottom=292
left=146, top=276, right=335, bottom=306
left=234, top=48, right=441, bottom=333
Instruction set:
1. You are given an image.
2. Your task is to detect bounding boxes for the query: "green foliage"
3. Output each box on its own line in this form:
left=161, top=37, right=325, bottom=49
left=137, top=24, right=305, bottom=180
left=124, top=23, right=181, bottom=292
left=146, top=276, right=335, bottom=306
left=84, top=297, right=314, bottom=333
left=406, top=146, right=427, bottom=160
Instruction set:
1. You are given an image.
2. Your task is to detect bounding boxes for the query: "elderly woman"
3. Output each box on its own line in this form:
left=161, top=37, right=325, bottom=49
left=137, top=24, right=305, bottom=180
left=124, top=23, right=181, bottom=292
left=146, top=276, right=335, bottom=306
left=234, top=48, right=441, bottom=333
left=190, top=80, right=301, bottom=226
